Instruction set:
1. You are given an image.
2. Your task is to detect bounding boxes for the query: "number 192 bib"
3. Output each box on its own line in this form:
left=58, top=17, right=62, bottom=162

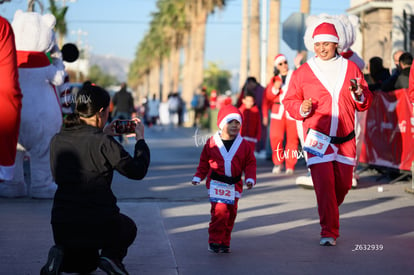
left=303, top=129, right=331, bottom=158
left=209, top=179, right=235, bottom=205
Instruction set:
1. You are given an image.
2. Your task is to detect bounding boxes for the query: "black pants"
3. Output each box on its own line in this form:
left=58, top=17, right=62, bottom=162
left=52, top=213, right=137, bottom=273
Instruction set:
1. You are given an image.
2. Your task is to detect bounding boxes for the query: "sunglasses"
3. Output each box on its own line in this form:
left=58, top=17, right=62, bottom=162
left=278, top=61, right=288, bottom=66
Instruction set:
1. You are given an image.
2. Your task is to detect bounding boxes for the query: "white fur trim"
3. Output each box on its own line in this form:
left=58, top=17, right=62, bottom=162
left=192, top=176, right=201, bottom=184
left=274, top=55, right=286, bottom=66
left=245, top=178, right=255, bottom=186
left=243, top=136, right=257, bottom=143
left=313, top=34, right=339, bottom=43
left=218, top=113, right=242, bottom=130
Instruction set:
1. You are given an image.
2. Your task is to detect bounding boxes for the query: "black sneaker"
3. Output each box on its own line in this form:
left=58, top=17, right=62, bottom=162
left=208, top=243, right=220, bottom=253
left=40, top=245, right=64, bottom=275
left=98, top=257, right=129, bottom=275
left=220, top=245, right=231, bottom=253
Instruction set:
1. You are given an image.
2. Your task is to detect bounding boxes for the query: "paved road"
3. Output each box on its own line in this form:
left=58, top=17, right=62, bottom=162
left=0, top=126, right=413, bottom=275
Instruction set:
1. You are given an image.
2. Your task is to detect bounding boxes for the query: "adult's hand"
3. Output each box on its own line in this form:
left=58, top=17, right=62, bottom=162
left=134, top=118, right=145, bottom=141
left=301, top=98, right=312, bottom=114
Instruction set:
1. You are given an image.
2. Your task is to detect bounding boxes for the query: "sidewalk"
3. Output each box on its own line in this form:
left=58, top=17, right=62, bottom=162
left=0, top=125, right=413, bottom=275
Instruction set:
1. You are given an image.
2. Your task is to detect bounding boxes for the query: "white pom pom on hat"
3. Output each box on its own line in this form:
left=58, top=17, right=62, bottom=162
left=273, top=54, right=286, bottom=67
left=217, top=105, right=242, bottom=130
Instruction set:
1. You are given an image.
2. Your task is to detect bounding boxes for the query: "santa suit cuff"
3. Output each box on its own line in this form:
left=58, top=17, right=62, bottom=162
left=272, top=87, right=280, bottom=95
left=299, top=106, right=311, bottom=117
left=192, top=176, right=201, bottom=184
left=351, top=91, right=365, bottom=103
left=245, top=178, right=255, bottom=186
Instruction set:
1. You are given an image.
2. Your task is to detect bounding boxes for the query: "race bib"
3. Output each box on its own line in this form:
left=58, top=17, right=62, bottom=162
left=209, top=179, right=235, bottom=205
left=303, top=129, right=331, bottom=158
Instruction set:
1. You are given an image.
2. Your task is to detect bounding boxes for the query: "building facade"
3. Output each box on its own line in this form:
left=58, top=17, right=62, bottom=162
left=348, top=0, right=413, bottom=72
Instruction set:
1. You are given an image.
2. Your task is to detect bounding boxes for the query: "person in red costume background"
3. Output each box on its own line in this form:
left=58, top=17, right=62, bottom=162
left=263, top=54, right=299, bottom=175
left=0, top=15, right=22, bottom=185
left=283, top=19, right=372, bottom=246
left=239, top=91, right=261, bottom=151
left=409, top=60, right=414, bottom=105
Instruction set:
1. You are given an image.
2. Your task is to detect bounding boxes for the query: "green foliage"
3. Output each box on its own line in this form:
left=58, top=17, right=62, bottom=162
left=88, top=65, right=119, bottom=88
left=203, top=61, right=231, bottom=94
left=48, top=0, right=68, bottom=46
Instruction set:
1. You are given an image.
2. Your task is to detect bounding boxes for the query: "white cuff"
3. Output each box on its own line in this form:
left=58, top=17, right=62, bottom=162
left=351, top=91, right=365, bottom=103
left=272, top=87, right=280, bottom=95
left=192, top=176, right=201, bottom=184
left=246, top=178, right=255, bottom=186
left=299, top=105, right=311, bottom=117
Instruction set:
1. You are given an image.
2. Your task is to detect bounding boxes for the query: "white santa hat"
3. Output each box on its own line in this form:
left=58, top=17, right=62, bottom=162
left=217, top=105, right=242, bottom=130
left=274, top=54, right=286, bottom=67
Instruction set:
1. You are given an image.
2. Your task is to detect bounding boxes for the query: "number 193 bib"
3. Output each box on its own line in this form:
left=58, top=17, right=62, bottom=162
left=303, top=129, right=331, bottom=158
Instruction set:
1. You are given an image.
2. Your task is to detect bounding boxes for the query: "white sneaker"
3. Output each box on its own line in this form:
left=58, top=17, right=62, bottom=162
left=255, top=150, right=267, bottom=159
left=320, top=237, right=336, bottom=246
left=295, top=175, right=314, bottom=189
left=272, top=165, right=281, bottom=174
left=285, top=169, right=294, bottom=175
left=352, top=178, right=358, bottom=188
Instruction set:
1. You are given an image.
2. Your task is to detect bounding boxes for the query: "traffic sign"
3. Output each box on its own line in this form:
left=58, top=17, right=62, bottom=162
left=282, top=12, right=308, bottom=51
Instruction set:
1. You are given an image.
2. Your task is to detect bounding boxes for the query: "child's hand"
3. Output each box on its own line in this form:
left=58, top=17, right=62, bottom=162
left=191, top=181, right=200, bottom=185
left=246, top=182, right=253, bottom=189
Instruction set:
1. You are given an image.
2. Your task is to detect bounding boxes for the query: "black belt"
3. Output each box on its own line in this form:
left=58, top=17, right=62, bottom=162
left=330, top=131, right=355, bottom=144
left=274, top=102, right=281, bottom=105
left=210, top=171, right=241, bottom=185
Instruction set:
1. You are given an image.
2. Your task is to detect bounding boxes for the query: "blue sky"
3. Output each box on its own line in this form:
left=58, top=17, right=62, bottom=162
left=0, top=0, right=349, bottom=71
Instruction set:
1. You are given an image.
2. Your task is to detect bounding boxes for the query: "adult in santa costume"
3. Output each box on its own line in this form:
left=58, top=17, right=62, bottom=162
left=283, top=19, right=372, bottom=246
left=0, top=16, right=22, bottom=186
left=192, top=105, right=256, bottom=253
left=296, top=14, right=367, bottom=189
left=263, top=54, right=298, bottom=174
left=4, top=10, right=65, bottom=199
left=409, top=60, right=414, bottom=105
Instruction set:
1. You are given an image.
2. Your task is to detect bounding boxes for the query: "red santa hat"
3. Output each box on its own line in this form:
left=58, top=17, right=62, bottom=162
left=217, top=105, right=242, bottom=130
left=273, top=54, right=286, bottom=67
left=312, top=22, right=339, bottom=43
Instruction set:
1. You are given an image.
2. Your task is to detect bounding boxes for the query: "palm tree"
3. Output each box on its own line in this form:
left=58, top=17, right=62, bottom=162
left=48, top=0, right=68, bottom=48
left=239, top=0, right=249, bottom=90
left=249, top=0, right=261, bottom=82
left=181, top=0, right=226, bottom=109
left=129, top=0, right=226, bottom=113
left=266, top=0, right=281, bottom=82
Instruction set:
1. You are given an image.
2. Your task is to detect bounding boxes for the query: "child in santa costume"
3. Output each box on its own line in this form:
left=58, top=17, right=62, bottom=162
left=262, top=54, right=299, bottom=175
left=192, top=105, right=256, bottom=253
left=239, top=91, right=261, bottom=151
left=0, top=16, right=22, bottom=185
left=283, top=19, right=372, bottom=246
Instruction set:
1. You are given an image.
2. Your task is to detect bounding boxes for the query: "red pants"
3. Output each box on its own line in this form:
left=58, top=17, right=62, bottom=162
left=208, top=198, right=239, bottom=246
left=270, top=116, right=299, bottom=169
left=310, top=161, right=353, bottom=239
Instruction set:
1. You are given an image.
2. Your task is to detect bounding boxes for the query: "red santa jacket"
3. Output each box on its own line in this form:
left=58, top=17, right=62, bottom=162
left=262, top=70, right=294, bottom=121
left=409, top=63, right=414, bottom=105
left=192, top=133, right=256, bottom=198
left=239, top=104, right=261, bottom=143
left=0, top=16, right=22, bottom=172
left=283, top=56, right=372, bottom=166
